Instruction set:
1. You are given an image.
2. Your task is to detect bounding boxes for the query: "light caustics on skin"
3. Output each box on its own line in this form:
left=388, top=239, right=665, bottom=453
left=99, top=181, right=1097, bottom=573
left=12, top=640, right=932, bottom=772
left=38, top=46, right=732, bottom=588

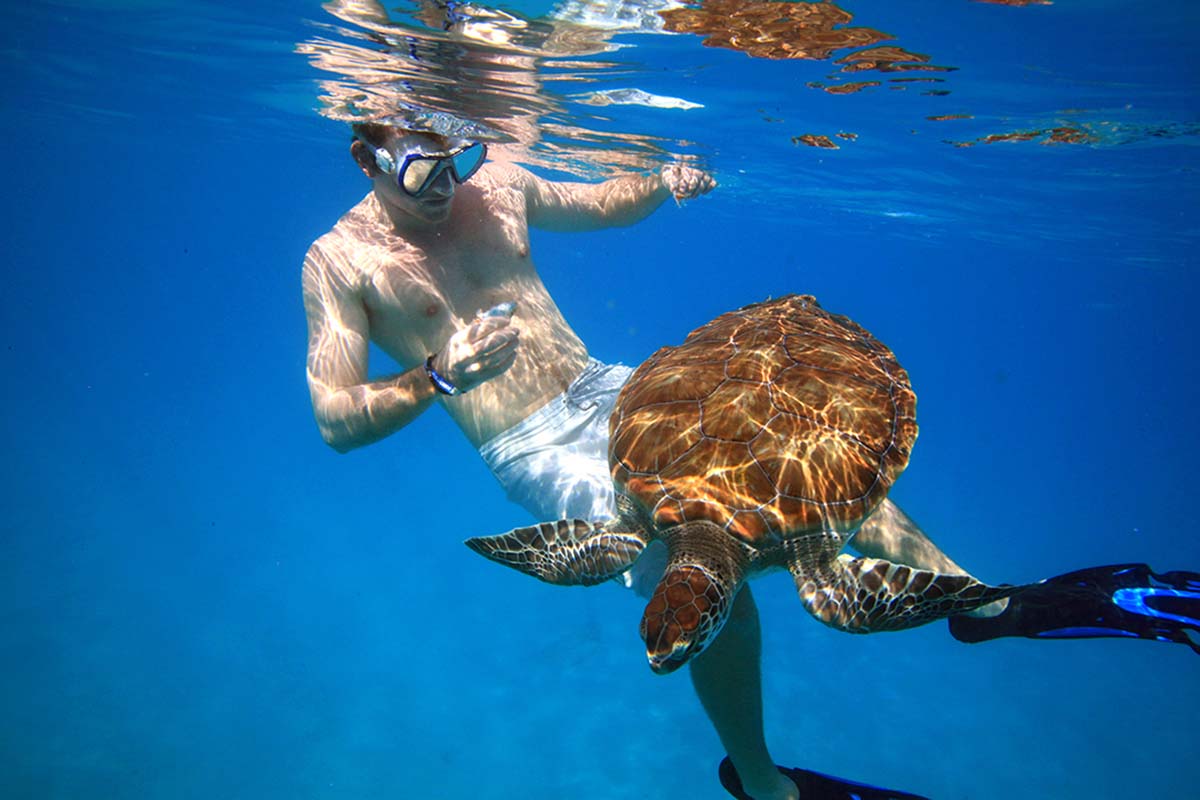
left=302, top=153, right=687, bottom=448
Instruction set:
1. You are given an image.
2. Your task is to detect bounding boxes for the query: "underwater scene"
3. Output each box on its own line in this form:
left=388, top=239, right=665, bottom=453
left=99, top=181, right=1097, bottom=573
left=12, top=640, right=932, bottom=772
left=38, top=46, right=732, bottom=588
left=3, top=1, right=1198, bottom=798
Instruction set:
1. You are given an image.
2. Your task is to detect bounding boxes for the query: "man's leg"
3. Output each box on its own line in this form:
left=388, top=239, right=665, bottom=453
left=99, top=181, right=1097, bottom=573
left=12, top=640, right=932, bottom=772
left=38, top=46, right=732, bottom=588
left=690, top=586, right=799, bottom=800
left=851, top=498, right=967, bottom=574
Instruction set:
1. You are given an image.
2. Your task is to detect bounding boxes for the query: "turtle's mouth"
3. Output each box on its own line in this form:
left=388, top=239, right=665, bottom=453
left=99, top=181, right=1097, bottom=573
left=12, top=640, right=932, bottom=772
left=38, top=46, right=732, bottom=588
left=646, top=642, right=693, bottom=675
left=642, top=613, right=697, bottom=674
left=647, top=654, right=686, bottom=675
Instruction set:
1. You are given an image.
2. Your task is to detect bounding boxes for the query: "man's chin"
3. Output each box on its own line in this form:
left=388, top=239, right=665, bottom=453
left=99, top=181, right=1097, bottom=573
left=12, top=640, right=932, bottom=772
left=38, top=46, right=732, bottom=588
left=418, top=197, right=453, bottom=221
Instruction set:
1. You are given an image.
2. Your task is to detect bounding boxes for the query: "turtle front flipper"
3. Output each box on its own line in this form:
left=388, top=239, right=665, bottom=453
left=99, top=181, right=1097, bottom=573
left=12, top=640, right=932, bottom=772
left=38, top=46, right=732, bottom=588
left=465, top=519, right=647, bottom=586
left=794, top=554, right=1017, bottom=633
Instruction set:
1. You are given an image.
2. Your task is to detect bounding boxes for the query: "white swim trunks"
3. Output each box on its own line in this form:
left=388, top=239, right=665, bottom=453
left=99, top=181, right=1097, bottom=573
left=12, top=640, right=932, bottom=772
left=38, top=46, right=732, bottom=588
left=480, top=358, right=630, bottom=521
left=478, top=358, right=666, bottom=595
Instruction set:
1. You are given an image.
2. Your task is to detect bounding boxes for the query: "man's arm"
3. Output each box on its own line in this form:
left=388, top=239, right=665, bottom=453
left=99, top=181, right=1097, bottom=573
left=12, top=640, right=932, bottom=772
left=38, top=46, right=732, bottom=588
left=302, top=244, right=438, bottom=453
left=523, top=164, right=715, bottom=232
left=303, top=244, right=520, bottom=453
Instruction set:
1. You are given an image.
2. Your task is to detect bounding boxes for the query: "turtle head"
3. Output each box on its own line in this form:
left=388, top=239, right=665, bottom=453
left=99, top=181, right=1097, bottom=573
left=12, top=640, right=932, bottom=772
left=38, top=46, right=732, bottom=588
left=640, top=564, right=734, bottom=674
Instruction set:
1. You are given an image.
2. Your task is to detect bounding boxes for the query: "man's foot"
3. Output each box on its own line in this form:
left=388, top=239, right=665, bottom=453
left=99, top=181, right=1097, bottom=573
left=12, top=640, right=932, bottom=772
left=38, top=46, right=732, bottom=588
left=718, top=756, right=930, bottom=800
left=949, top=563, right=1200, bottom=653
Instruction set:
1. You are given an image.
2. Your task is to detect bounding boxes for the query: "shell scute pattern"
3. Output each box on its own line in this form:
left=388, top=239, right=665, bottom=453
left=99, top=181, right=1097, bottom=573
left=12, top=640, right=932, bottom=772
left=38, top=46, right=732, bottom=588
left=699, top=378, right=775, bottom=442
left=610, top=295, right=917, bottom=545
left=620, top=360, right=726, bottom=406
left=655, top=436, right=777, bottom=510
left=724, top=349, right=781, bottom=384
left=610, top=400, right=704, bottom=474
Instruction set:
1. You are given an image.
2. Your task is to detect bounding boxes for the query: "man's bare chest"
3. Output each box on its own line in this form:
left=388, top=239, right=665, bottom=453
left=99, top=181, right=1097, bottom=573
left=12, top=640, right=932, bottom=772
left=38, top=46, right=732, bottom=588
left=359, top=221, right=535, bottom=355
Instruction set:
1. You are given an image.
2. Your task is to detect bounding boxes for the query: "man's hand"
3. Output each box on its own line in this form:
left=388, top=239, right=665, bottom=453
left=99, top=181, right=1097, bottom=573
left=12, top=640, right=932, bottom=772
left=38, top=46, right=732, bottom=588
left=431, top=312, right=519, bottom=394
left=661, top=164, right=717, bottom=202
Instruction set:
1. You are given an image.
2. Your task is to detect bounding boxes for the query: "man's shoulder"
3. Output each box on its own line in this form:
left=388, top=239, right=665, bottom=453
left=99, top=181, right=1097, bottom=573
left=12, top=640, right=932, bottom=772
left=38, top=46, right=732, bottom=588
left=478, top=158, right=533, bottom=190
left=302, top=193, right=388, bottom=292
left=307, top=225, right=348, bottom=262
left=306, top=194, right=378, bottom=262
left=303, top=229, right=345, bottom=283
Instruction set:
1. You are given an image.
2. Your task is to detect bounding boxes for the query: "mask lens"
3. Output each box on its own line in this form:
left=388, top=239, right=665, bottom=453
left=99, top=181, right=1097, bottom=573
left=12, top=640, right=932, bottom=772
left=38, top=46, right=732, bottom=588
left=400, top=157, right=440, bottom=195
left=449, top=142, right=487, bottom=182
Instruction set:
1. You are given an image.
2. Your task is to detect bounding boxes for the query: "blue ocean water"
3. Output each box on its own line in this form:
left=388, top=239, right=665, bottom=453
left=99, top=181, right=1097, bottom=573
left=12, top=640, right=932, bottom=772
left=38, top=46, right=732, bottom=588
left=2, top=1, right=1197, bottom=798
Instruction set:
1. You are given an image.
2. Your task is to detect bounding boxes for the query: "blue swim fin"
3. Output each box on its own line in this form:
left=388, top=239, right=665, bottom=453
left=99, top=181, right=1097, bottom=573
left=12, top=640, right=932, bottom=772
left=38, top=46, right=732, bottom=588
left=718, top=756, right=930, bottom=800
left=949, top=563, right=1200, bottom=654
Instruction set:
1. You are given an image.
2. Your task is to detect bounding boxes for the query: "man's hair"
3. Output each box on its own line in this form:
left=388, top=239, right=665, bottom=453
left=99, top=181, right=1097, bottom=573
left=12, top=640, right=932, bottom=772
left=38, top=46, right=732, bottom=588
left=351, top=122, right=452, bottom=151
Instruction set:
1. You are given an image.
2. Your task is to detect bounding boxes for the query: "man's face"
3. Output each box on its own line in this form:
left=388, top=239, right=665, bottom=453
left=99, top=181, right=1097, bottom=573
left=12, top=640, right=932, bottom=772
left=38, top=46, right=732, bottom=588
left=371, top=133, right=460, bottom=224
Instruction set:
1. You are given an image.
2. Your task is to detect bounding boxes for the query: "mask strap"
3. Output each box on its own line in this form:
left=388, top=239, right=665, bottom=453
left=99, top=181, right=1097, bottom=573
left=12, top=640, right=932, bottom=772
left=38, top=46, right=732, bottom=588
left=372, top=147, right=396, bottom=174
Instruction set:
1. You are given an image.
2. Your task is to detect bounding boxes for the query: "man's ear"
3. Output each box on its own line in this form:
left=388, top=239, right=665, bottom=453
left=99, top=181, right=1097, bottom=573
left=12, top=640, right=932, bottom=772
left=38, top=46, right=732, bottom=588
left=350, top=140, right=378, bottom=178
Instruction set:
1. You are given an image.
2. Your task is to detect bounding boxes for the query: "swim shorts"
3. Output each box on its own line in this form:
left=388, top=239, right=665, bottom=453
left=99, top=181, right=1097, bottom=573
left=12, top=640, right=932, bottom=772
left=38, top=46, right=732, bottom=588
left=478, top=357, right=665, bottom=595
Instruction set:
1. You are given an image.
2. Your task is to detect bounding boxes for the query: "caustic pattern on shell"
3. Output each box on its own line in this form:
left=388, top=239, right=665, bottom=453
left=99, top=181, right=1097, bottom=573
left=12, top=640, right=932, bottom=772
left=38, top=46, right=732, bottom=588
left=609, top=295, right=917, bottom=544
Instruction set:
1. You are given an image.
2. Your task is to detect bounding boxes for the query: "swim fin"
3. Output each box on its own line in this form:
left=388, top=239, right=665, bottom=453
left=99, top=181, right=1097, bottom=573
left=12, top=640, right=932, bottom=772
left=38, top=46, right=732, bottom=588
left=718, top=756, right=930, bottom=800
left=949, top=563, right=1200, bottom=654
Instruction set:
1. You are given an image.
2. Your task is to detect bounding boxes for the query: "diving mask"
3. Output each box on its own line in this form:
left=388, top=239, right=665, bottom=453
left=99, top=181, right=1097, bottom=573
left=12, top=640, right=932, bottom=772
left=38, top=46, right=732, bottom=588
left=365, top=138, right=488, bottom=197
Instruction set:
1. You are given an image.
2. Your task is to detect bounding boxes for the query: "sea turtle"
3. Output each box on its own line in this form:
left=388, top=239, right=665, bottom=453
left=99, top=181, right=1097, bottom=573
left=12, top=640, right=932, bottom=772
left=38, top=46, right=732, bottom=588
left=467, top=294, right=1012, bottom=673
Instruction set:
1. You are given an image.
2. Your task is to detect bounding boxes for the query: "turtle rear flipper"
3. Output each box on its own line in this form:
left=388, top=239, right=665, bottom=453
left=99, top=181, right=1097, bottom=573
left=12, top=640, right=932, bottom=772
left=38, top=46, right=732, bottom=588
left=794, top=554, right=1017, bottom=633
left=465, top=519, right=647, bottom=586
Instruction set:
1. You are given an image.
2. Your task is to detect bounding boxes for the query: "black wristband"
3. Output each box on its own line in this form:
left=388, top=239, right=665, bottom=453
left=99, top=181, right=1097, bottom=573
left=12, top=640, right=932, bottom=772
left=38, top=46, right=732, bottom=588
left=425, top=355, right=460, bottom=396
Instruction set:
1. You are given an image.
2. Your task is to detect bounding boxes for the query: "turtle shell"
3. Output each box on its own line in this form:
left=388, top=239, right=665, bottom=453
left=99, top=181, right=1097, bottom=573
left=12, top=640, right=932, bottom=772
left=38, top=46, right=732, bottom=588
left=609, top=294, right=917, bottom=545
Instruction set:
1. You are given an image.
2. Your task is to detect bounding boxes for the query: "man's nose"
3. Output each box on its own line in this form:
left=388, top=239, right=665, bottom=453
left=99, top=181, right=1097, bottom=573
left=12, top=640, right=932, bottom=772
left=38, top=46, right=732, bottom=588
left=431, top=166, right=455, bottom=189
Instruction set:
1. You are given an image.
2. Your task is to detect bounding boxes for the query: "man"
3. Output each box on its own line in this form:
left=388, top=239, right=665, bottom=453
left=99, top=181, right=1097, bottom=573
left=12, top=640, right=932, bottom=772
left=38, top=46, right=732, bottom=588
left=305, top=123, right=1199, bottom=800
